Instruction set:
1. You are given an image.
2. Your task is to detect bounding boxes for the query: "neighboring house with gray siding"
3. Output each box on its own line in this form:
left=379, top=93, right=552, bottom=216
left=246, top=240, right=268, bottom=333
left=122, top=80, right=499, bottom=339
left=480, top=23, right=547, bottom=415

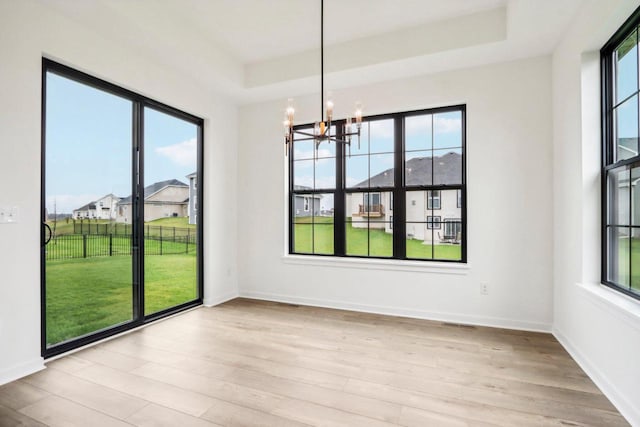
left=116, top=179, right=188, bottom=223
left=293, top=185, right=322, bottom=217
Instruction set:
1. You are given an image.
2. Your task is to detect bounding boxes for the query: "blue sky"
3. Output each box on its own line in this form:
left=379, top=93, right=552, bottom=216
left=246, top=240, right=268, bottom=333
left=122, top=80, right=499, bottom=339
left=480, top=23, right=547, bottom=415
left=45, top=73, right=197, bottom=214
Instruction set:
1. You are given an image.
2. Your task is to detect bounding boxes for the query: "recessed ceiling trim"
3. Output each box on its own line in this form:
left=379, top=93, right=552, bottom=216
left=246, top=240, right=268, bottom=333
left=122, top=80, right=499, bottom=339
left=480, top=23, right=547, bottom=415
left=245, top=7, right=507, bottom=89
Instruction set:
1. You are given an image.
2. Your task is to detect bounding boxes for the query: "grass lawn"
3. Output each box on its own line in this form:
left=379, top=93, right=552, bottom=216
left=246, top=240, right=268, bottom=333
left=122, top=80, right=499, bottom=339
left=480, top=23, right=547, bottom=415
left=45, top=254, right=197, bottom=346
left=294, top=217, right=461, bottom=260
left=615, top=237, right=640, bottom=292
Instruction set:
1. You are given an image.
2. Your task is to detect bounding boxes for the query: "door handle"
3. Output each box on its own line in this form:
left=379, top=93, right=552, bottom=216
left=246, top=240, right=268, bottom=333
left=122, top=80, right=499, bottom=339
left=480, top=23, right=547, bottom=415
left=43, top=223, right=52, bottom=245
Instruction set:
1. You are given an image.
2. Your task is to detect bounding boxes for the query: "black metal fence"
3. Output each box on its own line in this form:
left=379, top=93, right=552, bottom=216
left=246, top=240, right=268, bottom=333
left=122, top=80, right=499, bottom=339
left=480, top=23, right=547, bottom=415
left=45, top=233, right=196, bottom=261
left=73, top=222, right=194, bottom=239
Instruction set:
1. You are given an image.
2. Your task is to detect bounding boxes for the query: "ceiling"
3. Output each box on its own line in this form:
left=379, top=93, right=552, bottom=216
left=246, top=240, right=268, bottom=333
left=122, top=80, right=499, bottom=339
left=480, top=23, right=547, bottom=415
left=39, top=0, right=586, bottom=104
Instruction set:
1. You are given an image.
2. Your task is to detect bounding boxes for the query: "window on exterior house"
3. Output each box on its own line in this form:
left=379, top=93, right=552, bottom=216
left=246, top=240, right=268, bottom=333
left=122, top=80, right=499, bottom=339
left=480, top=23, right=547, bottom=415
left=602, top=7, right=640, bottom=300
left=427, top=190, right=441, bottom=210
left=288, top=105, right=465, bottom=262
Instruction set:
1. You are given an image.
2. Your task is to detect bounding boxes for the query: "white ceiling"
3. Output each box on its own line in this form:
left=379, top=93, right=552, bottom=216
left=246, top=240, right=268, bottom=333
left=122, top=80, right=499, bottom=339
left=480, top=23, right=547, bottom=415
left=39, top=0, right=586, bottom=104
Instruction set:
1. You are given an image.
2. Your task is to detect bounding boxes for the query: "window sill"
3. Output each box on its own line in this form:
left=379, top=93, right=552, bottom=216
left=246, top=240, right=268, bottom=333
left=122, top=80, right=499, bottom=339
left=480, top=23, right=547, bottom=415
left=576, top=282, right=640, bottom=332
left=282, top=254, right=470, bottom=275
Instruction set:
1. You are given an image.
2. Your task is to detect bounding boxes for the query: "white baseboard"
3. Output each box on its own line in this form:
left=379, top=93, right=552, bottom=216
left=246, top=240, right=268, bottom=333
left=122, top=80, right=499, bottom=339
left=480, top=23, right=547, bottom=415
left=553, top=327, right=638, bottom=426
left=0, top=357, right=45, bottom=386
left=204, top=290, right=239, bottom=307
left=239, top=290, right=552, bottom=333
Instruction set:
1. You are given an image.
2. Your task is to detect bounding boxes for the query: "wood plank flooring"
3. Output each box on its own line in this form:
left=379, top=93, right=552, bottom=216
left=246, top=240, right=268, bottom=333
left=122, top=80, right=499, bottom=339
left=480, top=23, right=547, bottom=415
left=0, top=298, right=629, bottom=426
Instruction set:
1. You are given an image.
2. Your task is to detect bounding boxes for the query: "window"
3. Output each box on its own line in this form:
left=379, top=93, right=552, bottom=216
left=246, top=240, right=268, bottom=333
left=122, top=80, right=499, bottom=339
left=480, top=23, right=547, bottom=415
left=602, top=7, right=640, bottom=299
left=426, top=216, right=441, bottom=229
left=427, top=190, right=441, bottom=210
left=289, top=105, right=466, bottom=262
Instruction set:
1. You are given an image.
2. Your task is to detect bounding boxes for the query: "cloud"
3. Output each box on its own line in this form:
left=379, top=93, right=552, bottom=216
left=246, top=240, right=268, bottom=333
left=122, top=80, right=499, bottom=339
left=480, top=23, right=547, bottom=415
left=155, top=138, right=197, bottom=167
left=293, top=147, right=334, bottom=160
left=434, top=116, right=461, bottom=134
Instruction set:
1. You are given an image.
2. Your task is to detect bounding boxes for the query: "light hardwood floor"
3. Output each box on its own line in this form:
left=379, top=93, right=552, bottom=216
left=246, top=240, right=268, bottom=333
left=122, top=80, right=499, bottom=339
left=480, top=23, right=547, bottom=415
left=0, top=298, right=629, bottom=426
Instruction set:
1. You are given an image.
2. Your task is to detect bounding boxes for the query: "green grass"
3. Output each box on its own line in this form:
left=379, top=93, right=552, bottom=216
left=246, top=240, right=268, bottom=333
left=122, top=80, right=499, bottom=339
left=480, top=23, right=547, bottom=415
left=45, top=254, right=197, bottom=346
left=294, top=217, right=461, bottom=260
left=147, top=216, right=195, bottom=229
left=615, top=237, right=640, bottom=292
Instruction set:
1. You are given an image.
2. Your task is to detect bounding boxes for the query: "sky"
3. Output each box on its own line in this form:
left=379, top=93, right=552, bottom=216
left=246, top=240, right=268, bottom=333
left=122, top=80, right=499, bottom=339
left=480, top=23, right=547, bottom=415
left=293, top=112, right=463, bottom=211
left=45, top=73, right=198, bottom=214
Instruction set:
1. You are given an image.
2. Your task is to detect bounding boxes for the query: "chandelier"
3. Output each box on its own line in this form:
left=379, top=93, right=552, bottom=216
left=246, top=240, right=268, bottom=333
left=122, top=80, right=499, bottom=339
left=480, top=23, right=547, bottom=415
left=283, top=0, right=363, bottom=156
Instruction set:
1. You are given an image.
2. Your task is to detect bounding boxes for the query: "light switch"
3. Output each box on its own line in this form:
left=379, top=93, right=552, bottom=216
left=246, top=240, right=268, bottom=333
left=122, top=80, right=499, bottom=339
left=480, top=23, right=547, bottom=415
left=0, top=206, right=19, bottom=224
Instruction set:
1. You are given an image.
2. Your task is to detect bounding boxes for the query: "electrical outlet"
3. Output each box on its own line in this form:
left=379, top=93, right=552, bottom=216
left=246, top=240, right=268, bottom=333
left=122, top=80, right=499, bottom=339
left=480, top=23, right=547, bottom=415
left=480, top=282, right=489, bottom=295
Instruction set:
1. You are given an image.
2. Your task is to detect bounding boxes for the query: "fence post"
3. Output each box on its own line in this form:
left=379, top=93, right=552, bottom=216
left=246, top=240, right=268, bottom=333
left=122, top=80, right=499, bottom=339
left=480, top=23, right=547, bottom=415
left=160, top=227, right=163, bottom=256
left=83, top=234, right=87, bottom=258
left=186, top=229, right=190, bottom=254
left=109, top=233, right=113, bottom=256
left=173, top=227, right=176, bottom=241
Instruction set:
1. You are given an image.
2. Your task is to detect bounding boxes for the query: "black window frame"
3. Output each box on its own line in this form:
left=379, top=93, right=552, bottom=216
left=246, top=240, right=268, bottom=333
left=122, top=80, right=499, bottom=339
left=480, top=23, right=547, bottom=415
left=601, top=6, right=640, bottom=301
left=41, top=58, right=205, bottom=358
left=288, top=105, right=466, bottom=263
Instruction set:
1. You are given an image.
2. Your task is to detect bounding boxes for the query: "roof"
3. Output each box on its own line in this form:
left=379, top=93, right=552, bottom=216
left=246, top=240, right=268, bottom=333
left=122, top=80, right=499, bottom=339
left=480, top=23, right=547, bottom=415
left=73, top=202, right=96, bottom=212
left=353, top=152, right=462, bottom=188
left=119, top=179, right=188, bottom=204
left=186, top=171, right=197, bottom=179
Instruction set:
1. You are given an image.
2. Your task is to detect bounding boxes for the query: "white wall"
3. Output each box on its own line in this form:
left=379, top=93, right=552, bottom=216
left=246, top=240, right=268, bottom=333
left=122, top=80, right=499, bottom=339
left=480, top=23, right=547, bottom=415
left=552, top=1, right=640, bottom=425
left=0, top=1, right=238, bottom=384
left=238, top=56, right=554, bottom=332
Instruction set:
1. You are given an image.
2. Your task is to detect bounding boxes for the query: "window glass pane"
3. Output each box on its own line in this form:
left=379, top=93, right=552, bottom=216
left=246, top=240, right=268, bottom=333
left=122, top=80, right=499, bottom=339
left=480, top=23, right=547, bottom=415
left=440, top=189, right=462, bottom=218
left=293, top=224, right=312, bottom=253
left=632, top=229, right=640, bottom=293
left=632, top=166, right=640, bottom=226
left=437, top=221, right=463, bottom=261
left=345, top=192, right=368, bottom=256
left=293, top=195, right=313, bottom=221
left=314, top=193, right=334, bottom=220
left=45, top=72, right=134, bottom=346
left=370, top=225, right=393, bottom=257
left=616, top=29, right=638, bottom=104
left=434, top=111, right=463, bottom=150
left=405, top=114, right=432, bottom=152
left=615, top=95, right=639, bottom=161
left=405, top=151, right=432, bottom=186
left=434, top=148, right=462, bottom=185
left=369, top=119, right=394, bottom=153
left=349, top=121, right=369, bottom=156
left=294, top=160, right=315, bottom=188
left=608, top=167, right=630, bottom=225
left=406, top=223, right=433, bottom=259
left=608, top=226, right=630, bottom=287
left=313, top=224, right=334, bottom=254
left=315, top=157, right=336, bottom=189
left=370, top=154, right=394, bottom=187
left=406, top=191, right=426, bottom=219
left=346, top=155, right=368, bottom=188
left=293, top=130, right=315, bottom=160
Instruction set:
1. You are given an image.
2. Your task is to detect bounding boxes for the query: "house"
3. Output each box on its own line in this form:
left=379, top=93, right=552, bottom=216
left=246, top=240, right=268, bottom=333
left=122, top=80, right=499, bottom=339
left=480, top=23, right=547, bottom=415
left=116, top=179, right=188, bottom=223
left=347, top=152, right=462, bottom=243
left=186, top=171, right=197, bottom=225
left=3, top=1, right=640, bottom=426
left=72, top=194, right=121, bottom=220
left=293, top=185, right=321, bottom=217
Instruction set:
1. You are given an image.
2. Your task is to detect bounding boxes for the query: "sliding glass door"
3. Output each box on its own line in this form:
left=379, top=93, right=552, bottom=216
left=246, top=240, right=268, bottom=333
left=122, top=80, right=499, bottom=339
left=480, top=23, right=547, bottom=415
left=42, top=59, right=203, bottom=357
left=143, top=107, right=199, bottom=316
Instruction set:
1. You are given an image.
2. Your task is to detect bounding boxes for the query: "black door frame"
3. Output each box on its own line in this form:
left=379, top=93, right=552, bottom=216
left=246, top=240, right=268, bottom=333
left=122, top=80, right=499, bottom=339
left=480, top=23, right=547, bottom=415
left=41, top=58, right=204, bottom=358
